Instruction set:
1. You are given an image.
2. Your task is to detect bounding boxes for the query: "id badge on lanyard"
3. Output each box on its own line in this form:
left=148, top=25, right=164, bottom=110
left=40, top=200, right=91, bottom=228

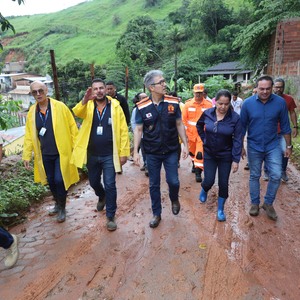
left=97, top=126, right=103, bottom=135
left=96, top=105, right=107, bottom=135
left=39, top=127, right=47, bottom=136
left=39, top=109, right=49, bottom=136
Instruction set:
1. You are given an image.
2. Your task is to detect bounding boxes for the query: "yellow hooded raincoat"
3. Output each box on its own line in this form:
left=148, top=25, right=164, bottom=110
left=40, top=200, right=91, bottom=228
left=22, top=98, right=80, bottom=189
left=71, top=97, right=130, bottom=172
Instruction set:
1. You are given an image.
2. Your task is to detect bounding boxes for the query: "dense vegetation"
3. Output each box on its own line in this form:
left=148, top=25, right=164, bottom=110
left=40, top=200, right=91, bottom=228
left=0, top=160, right=49, bottom=226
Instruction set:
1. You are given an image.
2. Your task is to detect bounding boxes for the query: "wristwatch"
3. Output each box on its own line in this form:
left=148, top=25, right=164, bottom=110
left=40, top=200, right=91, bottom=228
left=287, top=145, right=293, bottom=149
left=293, top=126, right=298, bottom=129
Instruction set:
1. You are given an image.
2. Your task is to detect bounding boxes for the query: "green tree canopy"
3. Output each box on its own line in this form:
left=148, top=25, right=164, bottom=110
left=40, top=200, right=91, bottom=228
left=234, top=0, right=300, bottom=68
left=187, top=0, right=233, bottom=42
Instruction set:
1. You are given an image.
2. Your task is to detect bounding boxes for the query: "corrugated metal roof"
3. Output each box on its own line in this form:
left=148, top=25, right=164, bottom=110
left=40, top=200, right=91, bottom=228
left=8, top=89, right=30, bottom=95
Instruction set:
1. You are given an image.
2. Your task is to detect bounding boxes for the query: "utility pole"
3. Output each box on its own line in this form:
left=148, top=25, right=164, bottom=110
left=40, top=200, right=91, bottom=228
left=50, top=50, right=60, bottom=101
left=174, top=46, right=178, bottom=93
left=90, top=63, right=95, bottom=81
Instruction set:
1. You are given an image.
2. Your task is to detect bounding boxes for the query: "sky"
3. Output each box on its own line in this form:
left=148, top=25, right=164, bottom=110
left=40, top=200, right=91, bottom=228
left=1, top=0, right=88, bottom=17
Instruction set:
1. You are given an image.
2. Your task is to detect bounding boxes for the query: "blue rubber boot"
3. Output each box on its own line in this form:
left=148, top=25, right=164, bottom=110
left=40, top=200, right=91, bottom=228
left=217, top=197, right=226, bottom=222
left=199, top=189, right=207, bottom=203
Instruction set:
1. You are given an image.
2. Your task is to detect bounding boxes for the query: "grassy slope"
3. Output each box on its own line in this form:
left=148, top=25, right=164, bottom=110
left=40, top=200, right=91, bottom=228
left=3, top=0, right=247, bottom=66
left=5, top=0, right=182, bottom=65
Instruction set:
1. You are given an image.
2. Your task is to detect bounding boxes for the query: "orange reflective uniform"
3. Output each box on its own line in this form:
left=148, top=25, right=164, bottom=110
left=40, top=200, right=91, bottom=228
left=182, top=98, right=212, bottom=169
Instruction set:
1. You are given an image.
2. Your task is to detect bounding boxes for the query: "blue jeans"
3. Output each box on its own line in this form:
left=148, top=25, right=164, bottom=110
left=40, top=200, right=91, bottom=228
left=201, top=153, right=232, bottom=199
left=280, top=135, right=288, bottom=172
left=264, top=135, right=288, bottom=173
left=42, top=154, right=67, bottom=199
left=0, top=227, right=13, bottom=249
left=247, top=145, right=282, bottom=205
left=87, top=154, right=117, bottom=218
left=146, top=151, right=179, bottom=216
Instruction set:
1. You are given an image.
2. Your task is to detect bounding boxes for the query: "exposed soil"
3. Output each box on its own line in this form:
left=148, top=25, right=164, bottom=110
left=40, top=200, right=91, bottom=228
left=1, top=157, right=300, bottom=300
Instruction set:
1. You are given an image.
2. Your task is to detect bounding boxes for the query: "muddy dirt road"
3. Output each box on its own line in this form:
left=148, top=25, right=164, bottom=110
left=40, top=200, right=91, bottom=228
left=1, top=157, right=300, bottom=300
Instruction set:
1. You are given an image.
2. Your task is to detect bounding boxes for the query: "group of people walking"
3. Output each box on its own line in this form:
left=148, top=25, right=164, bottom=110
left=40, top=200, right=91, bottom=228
left=1, top=70, right=298, bottom=268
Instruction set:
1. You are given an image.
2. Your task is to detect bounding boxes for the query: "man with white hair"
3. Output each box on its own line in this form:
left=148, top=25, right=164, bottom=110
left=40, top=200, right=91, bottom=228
left=23, top=81, right=79, bottom=223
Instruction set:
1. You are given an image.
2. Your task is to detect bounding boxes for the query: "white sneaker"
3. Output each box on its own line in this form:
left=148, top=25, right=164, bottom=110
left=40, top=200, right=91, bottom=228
left=4, top=234, right=19, bottom=268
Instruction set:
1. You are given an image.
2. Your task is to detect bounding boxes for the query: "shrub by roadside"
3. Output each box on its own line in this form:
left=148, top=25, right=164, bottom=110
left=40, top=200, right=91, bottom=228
left=0, top=155, right=49, bottom=227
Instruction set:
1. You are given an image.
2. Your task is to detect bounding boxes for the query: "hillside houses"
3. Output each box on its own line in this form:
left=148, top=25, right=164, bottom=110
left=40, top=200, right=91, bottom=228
left=0, top=72, right=53, bottom=109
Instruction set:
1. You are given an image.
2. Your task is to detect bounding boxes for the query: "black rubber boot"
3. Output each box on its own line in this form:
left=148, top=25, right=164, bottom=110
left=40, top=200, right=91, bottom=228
left=56, top=197, right=66, bottom=223
left=195, top=168, right=202, bottom=182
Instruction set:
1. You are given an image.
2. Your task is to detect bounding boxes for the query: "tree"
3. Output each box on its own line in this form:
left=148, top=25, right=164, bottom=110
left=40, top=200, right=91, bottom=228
left=49, top=59, right=106, bottom=108
left=233, top=0, right=300, bottom=68
left=116, top=16, right=163, bottom=87
left=165, top=25, right=187, bottom=92
left=187, top=0, right=233, bottom=42
left=0, top=0, right=24, bottom=50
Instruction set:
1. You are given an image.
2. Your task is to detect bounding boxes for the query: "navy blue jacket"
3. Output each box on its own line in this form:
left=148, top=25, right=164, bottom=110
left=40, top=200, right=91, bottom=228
left=136, top=95, right=181, bottom=155
left=197, top=107, right=242, bottom=163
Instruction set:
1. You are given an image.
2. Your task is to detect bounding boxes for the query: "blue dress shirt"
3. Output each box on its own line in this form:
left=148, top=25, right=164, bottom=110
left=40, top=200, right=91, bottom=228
left=240, top=94, right=291, bottom=152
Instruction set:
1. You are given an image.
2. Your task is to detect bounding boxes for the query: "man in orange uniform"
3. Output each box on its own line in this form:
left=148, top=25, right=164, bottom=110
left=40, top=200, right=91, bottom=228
left=182, top=83, right=212, bottom=182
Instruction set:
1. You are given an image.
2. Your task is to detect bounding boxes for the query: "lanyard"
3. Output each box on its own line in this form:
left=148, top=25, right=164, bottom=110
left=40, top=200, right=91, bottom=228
left=96, top=105, right=107, bottom=126
left=39, top=109, right=49, bottom=127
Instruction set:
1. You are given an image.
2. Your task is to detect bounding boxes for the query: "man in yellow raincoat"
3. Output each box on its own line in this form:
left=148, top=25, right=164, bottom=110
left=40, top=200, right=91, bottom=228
left=23, top=81, right=79, bottom=223
left=72, top=78, right=130, bottom=231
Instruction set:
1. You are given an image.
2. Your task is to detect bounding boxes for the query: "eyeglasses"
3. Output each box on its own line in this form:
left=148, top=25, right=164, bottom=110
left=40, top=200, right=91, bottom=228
left=31, top=89, right=45, bottom=96
left=151, top=79, right=166, bottom=86
left=213, top=121, right=218, bottom=133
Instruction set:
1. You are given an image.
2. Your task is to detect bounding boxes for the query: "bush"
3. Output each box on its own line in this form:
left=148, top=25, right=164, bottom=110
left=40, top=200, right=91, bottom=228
left=0, top=160, right=49, bottom=226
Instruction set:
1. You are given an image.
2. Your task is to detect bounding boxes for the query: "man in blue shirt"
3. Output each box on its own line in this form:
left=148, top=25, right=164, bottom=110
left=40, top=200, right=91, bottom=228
left=240, top=75, right=292, bottom=221
left=133, top=70, right=188, bottom=228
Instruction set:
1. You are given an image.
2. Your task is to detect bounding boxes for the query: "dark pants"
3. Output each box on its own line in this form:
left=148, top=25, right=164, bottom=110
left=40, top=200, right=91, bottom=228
left=146, top=151, right=179, bottom=216
left=201, top=152, right=232, bottom=199
left=140, top=141, right=147, bottom=167
left=42, top=154, right=67, bottom=200
left=0, top=227, right=13, bottom=249
left=87, top=154, right=117, bottom=218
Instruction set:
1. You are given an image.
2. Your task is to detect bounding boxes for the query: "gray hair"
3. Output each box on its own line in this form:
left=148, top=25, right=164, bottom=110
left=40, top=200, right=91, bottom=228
left=144, top=70, right=163, bottom=89
left=30, top=80, right=47, bottom=90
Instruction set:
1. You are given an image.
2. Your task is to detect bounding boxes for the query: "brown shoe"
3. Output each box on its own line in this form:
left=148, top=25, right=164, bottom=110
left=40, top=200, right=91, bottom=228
left=249, top=204, right=259, bottom=216
left=262, top=203, right=278, bottom=221
left=149, top=215, right=161, bottom=228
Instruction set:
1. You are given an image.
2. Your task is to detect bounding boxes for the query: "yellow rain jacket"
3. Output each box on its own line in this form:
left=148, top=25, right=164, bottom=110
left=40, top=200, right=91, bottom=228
left=22, top=98, right=79, bottom=189
left=71, top=97, right=130, bottom=172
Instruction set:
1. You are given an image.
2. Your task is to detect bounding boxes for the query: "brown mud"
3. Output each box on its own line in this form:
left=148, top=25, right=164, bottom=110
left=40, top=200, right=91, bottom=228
left=1, top=157, right=300, bottom=300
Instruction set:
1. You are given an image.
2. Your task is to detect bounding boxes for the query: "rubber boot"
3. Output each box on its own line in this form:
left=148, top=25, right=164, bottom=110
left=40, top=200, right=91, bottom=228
left=195, top=168, right=202, bottom=182
left=191, top=161, right=195, bottom=173
left=57, top=197, right=66, bottom=223
left=199, top=188, right=207, bottom=203
left=217, top=197, right=226, bottom=222
left=48, top=201, right=59, bottom=216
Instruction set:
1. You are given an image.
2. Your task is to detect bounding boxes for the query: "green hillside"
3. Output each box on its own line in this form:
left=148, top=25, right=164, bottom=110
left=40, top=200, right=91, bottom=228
left=2, top=0, right=249, bottom=67
left=3, top=0, right=182, bottom=65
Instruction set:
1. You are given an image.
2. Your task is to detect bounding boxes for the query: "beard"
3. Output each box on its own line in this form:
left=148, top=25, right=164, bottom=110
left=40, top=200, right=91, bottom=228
left=95, top=95, right=106, bottom=102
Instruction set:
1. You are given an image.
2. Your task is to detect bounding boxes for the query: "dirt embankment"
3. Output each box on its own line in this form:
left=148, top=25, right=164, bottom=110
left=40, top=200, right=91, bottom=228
left=1, top=158, right=300, bottom=300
